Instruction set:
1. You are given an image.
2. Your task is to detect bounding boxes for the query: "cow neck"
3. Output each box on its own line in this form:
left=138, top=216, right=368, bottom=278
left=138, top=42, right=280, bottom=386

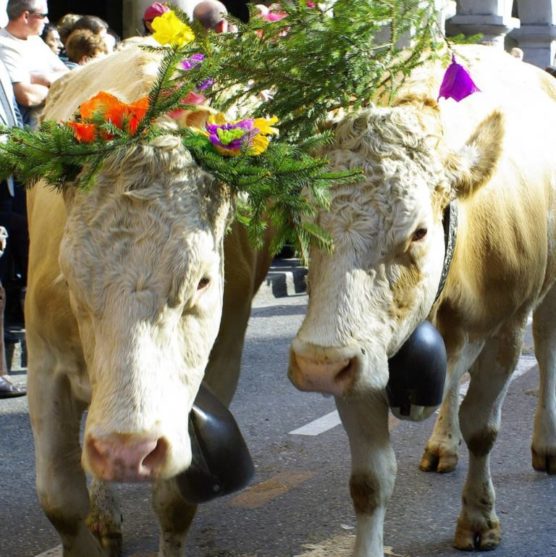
left=434, top=201, right=458, bottom=304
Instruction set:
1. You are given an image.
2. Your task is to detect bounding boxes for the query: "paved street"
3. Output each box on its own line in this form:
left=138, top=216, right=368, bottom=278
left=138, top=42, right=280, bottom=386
left=1, top=259, right=555, bottom=557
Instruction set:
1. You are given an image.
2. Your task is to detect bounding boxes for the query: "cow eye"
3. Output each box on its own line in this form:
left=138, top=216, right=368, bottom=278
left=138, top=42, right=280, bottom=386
left=197, top=277, right=210, bottom=290
left=411, top=228, right=428, bottom=242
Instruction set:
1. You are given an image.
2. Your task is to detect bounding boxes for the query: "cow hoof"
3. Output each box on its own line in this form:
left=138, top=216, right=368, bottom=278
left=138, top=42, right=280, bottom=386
left=454, top=516, right=501, bottom=552
left=86, top=518, right=123, bottom=557
left=99, top=533, right=123, bottom=557
left=419, top=446, right=458, bottom=473
left=531, top=448, right=556, bottom=474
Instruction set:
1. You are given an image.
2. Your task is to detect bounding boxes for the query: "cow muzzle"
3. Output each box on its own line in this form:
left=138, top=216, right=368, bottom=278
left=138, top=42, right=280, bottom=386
left=288, top=343, right=363, bottom=397
left=86, top=433, right=168, bottom=482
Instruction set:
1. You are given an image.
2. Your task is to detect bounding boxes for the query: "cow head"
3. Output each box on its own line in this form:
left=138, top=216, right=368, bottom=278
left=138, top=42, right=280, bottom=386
left=289, top=99, right=503, bottom=398
left=59, top=133, right=233, bottom=481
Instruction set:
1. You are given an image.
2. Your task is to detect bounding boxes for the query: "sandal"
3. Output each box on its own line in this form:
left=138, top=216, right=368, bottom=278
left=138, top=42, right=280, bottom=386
left=0, top=375, right=26, bottom=398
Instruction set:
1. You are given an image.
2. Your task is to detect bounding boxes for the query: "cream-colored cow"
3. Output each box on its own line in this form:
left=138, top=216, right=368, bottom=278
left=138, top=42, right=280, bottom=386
left=289, top=44, right=556, bottom=555
left=26, top=45, right=272, bottom=556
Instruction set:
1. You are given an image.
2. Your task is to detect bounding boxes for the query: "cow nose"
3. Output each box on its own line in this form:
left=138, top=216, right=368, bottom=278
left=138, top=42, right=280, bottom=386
left=85, top=434, right=169, bottom=482
left=289, top=348, right=358, bottom=396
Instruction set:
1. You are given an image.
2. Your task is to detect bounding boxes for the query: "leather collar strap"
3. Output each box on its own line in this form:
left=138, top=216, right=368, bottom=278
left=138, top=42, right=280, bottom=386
left=434, top=201, right=458, bottom=304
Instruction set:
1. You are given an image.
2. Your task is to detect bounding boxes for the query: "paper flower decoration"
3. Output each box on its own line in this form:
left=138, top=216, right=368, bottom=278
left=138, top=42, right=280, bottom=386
left=181, top=53, right=205, bottom=71
left=438, top=56, right=480, bottom=102
left=151, top=10, right=195, bottom=47
left=262, top=10, right=288, bottom=22
left=68, top=91, right=150, bottom=143
left=205, top=114, right=279, bottom=156
left=67, top=122, right=96, bottom=143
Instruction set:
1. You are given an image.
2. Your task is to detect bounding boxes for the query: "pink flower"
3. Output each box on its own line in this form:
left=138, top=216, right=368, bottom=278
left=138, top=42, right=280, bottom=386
left=262, top=11, right=287, bottom=22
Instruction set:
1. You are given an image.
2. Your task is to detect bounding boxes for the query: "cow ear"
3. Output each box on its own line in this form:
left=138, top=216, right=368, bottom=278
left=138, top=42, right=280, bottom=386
left=445, top=111, right=504, bottom=200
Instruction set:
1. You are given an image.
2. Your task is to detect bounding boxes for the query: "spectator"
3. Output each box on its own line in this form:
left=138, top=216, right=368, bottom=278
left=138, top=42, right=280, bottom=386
left=56, top=12, right=80, bottom=46
left=0, top=58, right=25, bottom=398
left=142, top=2, right=169, bottom=35
left=193, top=0, right=231, bottom=33
left=40, top=22, right=62, bottom=55
left=510, top=47, right=524, bottom=61
left=0, top=0, right=68, bottom=127
left=68, top=14, right=117, bottom=54
left=65, top=28, right=107, bottom=65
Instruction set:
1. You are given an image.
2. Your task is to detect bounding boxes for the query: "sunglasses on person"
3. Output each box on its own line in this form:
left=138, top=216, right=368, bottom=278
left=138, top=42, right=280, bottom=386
left=29, top=11, right=48, bottom=19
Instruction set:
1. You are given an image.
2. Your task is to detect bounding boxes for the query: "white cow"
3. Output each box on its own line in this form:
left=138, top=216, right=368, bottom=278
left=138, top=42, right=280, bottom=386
left=289, top=44, right=556, bottom=555
left=25, top=45, right=273, bottom=556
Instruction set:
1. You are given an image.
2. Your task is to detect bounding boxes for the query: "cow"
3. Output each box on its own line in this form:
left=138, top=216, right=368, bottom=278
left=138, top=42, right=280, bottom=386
left=25, top=43, right=273, bottom=556
left=288, top=44, right=556, bottom=556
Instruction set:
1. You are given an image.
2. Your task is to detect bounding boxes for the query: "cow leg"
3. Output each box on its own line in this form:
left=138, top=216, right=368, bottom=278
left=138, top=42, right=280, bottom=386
left=153, top=477, right=197, bottom=557
left=454, top=328, right=523, bottom=551
left=27, top=362, right=106, bottom=556
left=531, top=287, right=556, bottom=473
left=86, top=479, right=123, bottom=556
left=420, top=341, right=485, bottom=473
left=336, top=393, right=396, bottom=557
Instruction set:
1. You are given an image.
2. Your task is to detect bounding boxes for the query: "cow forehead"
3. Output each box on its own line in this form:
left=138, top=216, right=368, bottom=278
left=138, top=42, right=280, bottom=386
left=60, top=140, right=227, bottom=306
left=320, top=106, right=447, bottom=252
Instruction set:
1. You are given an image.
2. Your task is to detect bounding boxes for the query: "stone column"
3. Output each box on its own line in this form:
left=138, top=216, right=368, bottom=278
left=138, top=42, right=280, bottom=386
left=511, top=0, right=556, bottom=68
left=446, top=0, right=520, bottom=49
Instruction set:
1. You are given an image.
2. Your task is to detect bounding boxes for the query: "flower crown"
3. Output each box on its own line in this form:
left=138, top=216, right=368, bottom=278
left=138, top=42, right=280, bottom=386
left=0, top=1, right=451, bottom=254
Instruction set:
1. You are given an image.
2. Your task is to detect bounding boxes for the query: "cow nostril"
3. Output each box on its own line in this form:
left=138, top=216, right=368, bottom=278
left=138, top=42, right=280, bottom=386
left=334, top=358, right=357, bottom=387
left=87, top=437, right=106, bottom=474
left=142, top=437, right=169, bottom=473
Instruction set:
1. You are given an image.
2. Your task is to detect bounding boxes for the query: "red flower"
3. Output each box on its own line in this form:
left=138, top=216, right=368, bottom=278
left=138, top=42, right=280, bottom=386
left=70, top=91, right=150, bottom=141
left=67, top=122, right=97, bottom=143
left=124, top=97, right=150, bottom=135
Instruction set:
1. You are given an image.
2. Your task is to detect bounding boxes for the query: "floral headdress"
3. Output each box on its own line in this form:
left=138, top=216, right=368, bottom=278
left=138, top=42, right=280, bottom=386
left=0, top=1, right=451, bottom=255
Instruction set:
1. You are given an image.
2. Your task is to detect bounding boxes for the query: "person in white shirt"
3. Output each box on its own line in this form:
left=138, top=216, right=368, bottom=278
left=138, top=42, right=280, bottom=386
left=0, top=0, right=67, bottom=126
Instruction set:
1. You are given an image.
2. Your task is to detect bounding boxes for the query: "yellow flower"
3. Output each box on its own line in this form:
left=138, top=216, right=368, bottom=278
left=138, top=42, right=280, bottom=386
left=208, top=113, right=228, bottom=125
left=152, top=10, right=195, bottom=47
left=253, top=116, right=279, bottom=136
left=249, top=134, right=270, bottom=155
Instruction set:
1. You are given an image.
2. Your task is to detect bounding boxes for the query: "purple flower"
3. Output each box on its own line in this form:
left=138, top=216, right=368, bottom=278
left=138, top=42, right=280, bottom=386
left=206, top=119, right=257, bottom=151
left=197, top=78, right=214, bottom=91
left=181, top=53, right=205, bottom=71
left=438, top=56, right=480, bottom=102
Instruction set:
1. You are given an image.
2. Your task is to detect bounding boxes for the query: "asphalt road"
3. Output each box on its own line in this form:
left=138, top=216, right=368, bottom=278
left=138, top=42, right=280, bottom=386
left=1, top=259, right=555, bottom=557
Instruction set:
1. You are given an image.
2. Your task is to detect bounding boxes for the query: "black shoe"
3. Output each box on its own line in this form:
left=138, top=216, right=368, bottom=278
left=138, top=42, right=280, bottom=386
left=0, top=375, right=26, bottom=398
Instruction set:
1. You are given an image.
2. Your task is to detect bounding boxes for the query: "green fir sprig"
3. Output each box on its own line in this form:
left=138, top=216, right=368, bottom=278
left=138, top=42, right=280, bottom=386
left=0, top=0, right=445, bottom=255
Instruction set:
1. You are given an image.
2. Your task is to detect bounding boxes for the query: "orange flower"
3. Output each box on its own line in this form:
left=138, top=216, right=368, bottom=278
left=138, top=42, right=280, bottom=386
left=76, top=92, right=150, bottom=136
left=124, top=97, right=150, bottom=135
left=79, top=91, right=121, bottom=120
left=67, top=121, right=97, bottom=143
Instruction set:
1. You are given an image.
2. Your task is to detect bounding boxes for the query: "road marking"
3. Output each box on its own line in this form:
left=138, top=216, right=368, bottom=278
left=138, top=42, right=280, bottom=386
left=289, top=409, right=341, bottom=436
left=35, top=547, right=62, bottom=557
left=229, top=470, right=314, bottom=509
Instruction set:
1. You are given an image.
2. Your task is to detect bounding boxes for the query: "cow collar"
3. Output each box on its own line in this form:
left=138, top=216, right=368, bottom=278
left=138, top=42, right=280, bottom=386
left=434, top=201, right=458, bottom=303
